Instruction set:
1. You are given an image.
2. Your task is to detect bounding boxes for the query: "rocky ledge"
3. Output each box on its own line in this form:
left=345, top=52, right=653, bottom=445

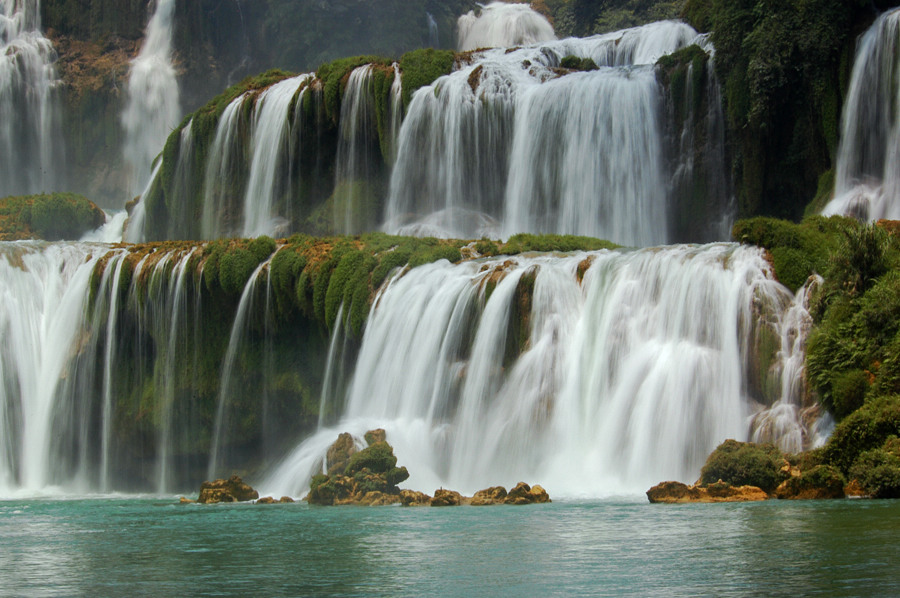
left=400, top=482, right=551, bottom=507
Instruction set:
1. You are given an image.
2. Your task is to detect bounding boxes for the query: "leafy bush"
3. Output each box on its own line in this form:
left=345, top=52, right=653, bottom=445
left=821, top=396, right=900, bottom=474
left=699, top=439, right=786, bottom=492
left=344, top=441, right=399, bottom=476
left=849, top=438, right=900, bottom=498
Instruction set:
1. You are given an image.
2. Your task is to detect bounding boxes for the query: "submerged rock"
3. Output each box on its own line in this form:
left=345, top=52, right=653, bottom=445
left=646, top=480, right=769, bottom=503
left=197, top=475, right=260, bottom=504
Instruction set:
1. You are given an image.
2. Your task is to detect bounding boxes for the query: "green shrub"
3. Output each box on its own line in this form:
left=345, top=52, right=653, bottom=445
left=778, top=464, right=846, bottom=498
left=559, top=55, right=599, bottom=71
left=344, top=441, right=398, bottom=476
left=849, top=439, right=900, bottom=498
left=699, top=439, right=786, bottom=492
left=822, top=396, right=900, bottom=474
left=771, top=246, right=814, bottom=292
left=831, top=369, right=870, bottom=420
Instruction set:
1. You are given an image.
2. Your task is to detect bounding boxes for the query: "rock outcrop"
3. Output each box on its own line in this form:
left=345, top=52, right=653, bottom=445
left=197, top=475, right=260, bottom=504
left=646, top=480, right=769, bottom=503
left=306, top=429, right=409, bottom=506
left=504, top=482, right=551, bottom=505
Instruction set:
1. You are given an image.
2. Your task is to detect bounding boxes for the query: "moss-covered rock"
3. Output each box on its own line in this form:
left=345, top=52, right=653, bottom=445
left=699, top=439, right=787, bottom=493
left=0, top=193, right=106, bottom=241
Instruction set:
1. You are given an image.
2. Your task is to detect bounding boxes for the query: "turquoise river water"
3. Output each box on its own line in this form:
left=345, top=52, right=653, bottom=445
left=1, top=497, right=899, bottom=596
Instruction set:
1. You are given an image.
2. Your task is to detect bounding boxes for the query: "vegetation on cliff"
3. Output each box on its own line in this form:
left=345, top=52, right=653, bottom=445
left=0, top=193, right=106, bottom=241
left=733, top=216, right=900, bottom=498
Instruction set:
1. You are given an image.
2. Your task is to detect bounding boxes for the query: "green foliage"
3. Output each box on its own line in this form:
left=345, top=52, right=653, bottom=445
left=821, top=396, right=900, bottom=474
left=778, top=464, right=846, bottom=498
left=0, top=193, right=105, bottom=241
left=399, top=49, right=456, bottom=109
left=849, top=437, right=900, bottom=498
left=344, top=441, right=398, bottom=476
left=830, top=224, right=891, bottom=297
left=699, top=439, right=786, bottom=492
left=408, top=243, right=462, bottom=268
left=830, top=369, right=870, bottom=420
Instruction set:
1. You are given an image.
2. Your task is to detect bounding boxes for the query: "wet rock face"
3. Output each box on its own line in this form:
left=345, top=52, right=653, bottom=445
left=197, top=475, right=260, bottom=504
left=505, top=482, right=551, bottom=505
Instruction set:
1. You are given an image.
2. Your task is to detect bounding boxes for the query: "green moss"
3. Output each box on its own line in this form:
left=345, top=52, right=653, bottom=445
left=218, top=247, right=259, bottom=296
left=503, top=233, right=619, bottom=254
left=248, top=236, right=277, bottom=262
left=316, top=55, right=390, bottom=122
left=344, top=441, right=398, bottom=476
left=699, top=439, right=787, bottom=493
left=0, top=192, right=105, bottom=241
left=399, top=48, right=456, bottom=109
left=559, top=55, right=599, bottom=71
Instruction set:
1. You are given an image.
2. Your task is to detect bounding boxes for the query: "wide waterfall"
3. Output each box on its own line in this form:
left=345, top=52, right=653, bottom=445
left=262, top=243, right=818, bottom=498
left=384, top=21, right=723, bottom=245
left=457, top=2, right=556, bottom=51
left=0, top=0, right=63, bottom=197
left=122, top=0, right=181, bottom=198
left=824, top=8, right=900, bottom=220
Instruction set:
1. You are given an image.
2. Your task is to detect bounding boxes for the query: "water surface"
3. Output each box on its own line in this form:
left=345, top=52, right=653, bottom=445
left=1, top=498, right=898, bottom=596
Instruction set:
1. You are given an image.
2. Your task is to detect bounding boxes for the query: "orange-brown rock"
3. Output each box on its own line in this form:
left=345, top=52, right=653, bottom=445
left=646, top=480, right=769, bottom=503
left=364, top=428, right=387, bottom=446
left=256, top=496, right=276, bottom=504
left=399, top=489, right=432, bottom=506
left=197, top=475, right=260, bottom=504
left=844, top=479, right=869, bottom=498
left=431, top=489, right=465, bottom=506
left=179, top=496, right=196, bottom=504
left=505, top=482, right=551, bottom=505
left=471, top=486, right=508, bottom=505
left=279, top=496, right=295, bottom=503
left=357, top=491, right=401, bottom=506
left=326, top=432, right=358, bottom=475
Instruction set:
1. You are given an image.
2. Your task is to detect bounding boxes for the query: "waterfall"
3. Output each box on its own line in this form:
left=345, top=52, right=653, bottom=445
left=0, top=0, right=63, bottom=197
left=457, top=2, right=556, bottom=51
left=241, top=76, right=311, bottom=238
left=334, top=66, right=380, bottom=235
left=122, top=0, right=181, bottom=198
left=0, top=242, right=105, bottom=494
left=427, top=12, right=439, bottom=48
left=824, top=9, right=900, bottom=220
left=262, top=243, right=816, bottom=498
left=201, top=97, right=246, bottom=239
left=384, top=21, right=708, bottom=245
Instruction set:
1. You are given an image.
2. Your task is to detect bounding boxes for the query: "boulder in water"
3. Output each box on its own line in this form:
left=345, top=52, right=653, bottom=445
left=470, top=486, right=508, bottom=505
left=197, top=475, right=260, bottom=504
left=431, top=489, right=465, bottom=506
left=326, top=432, right=358, bottom=475
left=505, top=482, right=551, bottom=505
left=646, top=480, right=769, bottom=503
left=399, top=489, right=432, bottom=506
left=775, top=465, right=846, bottom=500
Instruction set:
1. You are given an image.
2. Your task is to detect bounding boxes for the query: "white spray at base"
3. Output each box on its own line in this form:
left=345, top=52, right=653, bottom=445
left=262, top=243, right=819, bottom=498
left=823, top=9, right=900, bottom=220
left=122, top=0, right=181, bottom=198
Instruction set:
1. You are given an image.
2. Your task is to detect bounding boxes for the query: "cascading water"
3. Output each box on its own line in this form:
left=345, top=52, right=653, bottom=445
left=122, top=0, right=181, bottom=198
left=824, top=9, right=900, bottom=220
left=0, top=0, right=63, bottom=197
left=457, top=2, right=556, bottom=51
left=384, top=21, right=717, bottom=245
left=334, top=66, right=380, bottom=234
left=262, top=243, right=818, bottom=498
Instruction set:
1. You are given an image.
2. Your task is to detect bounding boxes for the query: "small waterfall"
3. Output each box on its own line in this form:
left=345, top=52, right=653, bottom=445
left=334, top=66, right=380, bottom=235
left=824, top=9, right=900, bottom=220
left=457, top=2, right=556, bottom=51
left=201, top=98, right=246, bottom=239
left=387, top=63, right=403, bottom=164
left=207, top=257, right=273, bottom=479
left=241, top=76, right=311, bottom=238
left=263, top=243, right=815, bottom=498
left=0, top=0, right=63, bottom=197
left=384, top=21, right=706, bottom=245
left=426, top=12, right=439, bottom=48
left=750, top=277, right=821, bottom=454
left=122, top=0, right=181, bottom=198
